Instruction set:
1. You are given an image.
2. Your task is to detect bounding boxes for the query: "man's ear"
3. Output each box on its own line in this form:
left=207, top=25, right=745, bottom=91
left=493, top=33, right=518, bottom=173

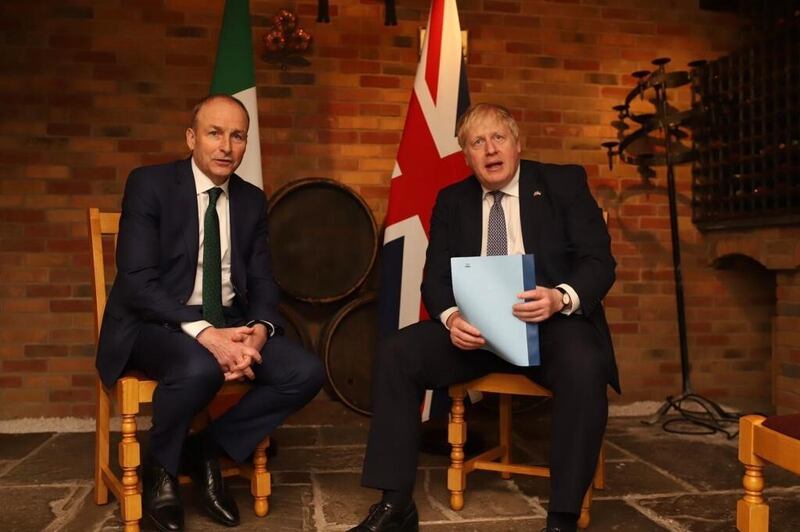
left=186, top=127, right=196, bottom=150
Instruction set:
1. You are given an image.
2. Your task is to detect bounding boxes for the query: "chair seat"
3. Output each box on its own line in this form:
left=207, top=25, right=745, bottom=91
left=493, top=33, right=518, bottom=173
left=451, top=372, right=551, bottom=397
left=761, top=414, right=800, bottom=440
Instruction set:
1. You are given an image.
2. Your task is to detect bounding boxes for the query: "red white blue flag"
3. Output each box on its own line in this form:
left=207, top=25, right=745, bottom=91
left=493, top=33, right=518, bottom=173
left=378, top=0, right=471, bottom=421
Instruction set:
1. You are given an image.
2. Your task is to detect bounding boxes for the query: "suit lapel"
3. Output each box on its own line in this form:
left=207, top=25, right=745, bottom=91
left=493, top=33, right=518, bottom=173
left=227, top=174, right=245, bottom=286
left=519, top=160, right=544, bottom=256
left=462, top=177, right=483, bottom=256
left=176, top=158, right=199, bottom=265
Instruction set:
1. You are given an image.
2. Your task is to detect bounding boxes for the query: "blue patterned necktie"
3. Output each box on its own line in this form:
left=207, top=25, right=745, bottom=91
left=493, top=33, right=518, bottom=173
left=486, top=190, right=507, bottom=256
left=202, top=187, right=225, bottom=328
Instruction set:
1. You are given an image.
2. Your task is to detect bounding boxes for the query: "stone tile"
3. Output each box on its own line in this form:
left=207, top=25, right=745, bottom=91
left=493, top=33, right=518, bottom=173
left=0, top=461, right=15, bottom=477
left=765, top=491, right=800, bottom=532
left=318, top=423, right=370, bottom=446
left=1, top=433, right=93, bottom=484
left=423, top=517, right=543, bottom=530
left=586, top=499, right=671, bottom=531
left=272, top=471, right=312, bottom=485
left=600, top=443, right=629, bottom=461
left=507, top=473, right=549, bottom=501
left=272, top=426, right=319, bottom=447
left=422, top=468, right=540, bottom=521
left=0, top=433, right=53, bottom=460
left=638, top=491, right=800, bottom=532
left=96, top=484, right=314, bottom=531
left=284, top=399, right=366, bottom=427
left=270, top=445, right=366, bottom=472
left=313, top=471, right=391, bottom=528
left=609, top=429, right=799, bottom=491
left=0, top=486, right=71, bottom=531
left=637, top=492, right=738, bottom=531
left=598, top=460, right=690, bottom=496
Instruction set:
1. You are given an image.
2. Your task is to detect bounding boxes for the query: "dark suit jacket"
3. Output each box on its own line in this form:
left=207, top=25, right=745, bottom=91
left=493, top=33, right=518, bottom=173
left=96, top=157, right=281, bottom=388
left=421, top=159, right=620, bottom=392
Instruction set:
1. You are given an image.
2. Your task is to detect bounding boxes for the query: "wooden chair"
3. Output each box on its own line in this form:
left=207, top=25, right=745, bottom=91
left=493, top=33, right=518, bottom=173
left=448, top=374, right=605, bottom=529
left=737, top=414, right=800, bottom=531
left=89, top=208, right=271, bottom=532
left=447, top=210, right=609, bottom=529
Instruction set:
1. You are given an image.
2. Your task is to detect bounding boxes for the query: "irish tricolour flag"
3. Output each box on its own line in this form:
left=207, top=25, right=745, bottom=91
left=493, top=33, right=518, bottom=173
left=211, top=0, right=263, bottom=189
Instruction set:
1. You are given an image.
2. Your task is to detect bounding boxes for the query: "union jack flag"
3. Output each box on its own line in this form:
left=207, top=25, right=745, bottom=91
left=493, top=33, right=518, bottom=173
left=377, top=0, right=471, bottom=421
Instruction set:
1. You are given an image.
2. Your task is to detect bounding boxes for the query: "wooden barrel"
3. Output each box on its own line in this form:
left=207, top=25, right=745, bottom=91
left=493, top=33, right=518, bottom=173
left=320, top=293, right=378, bottom=416
left=268, top=178, right=378, bottom=303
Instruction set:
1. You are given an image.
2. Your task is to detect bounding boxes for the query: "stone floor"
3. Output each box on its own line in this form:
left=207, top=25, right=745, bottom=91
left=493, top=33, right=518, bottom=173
left=1, top=398, right=799, bottom=531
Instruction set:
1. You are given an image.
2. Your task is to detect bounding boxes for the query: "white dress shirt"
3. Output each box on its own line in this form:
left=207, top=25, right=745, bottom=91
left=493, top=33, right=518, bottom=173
left=180, top=158, right=235, bottom=338
left=439, top=164, right=581, bottom=328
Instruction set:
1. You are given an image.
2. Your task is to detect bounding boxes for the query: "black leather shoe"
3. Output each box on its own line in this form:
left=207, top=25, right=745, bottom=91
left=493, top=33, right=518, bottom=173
left=184, top=432, right=240, bottom=527
left=142, top=455, right=184, bottom=532
left=348, top=501, right=419, bottom=531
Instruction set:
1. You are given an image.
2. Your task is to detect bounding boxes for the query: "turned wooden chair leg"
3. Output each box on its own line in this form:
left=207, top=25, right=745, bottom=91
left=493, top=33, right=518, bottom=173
left=95, top=376, right=110, bottom=505
left=593, top=442, right=606, bottom=490
left=737, top=415, right=768, bottom=532
left=118, top=379, right=142, bottom=532
left=448, top=388, right=467, bottom=511
left=737, top=464, right=768, bottom=532
left=577, top=485, right=593, bottom=529
left=499, top=394, right=512, bottom=480
left=251, top=437, right=271, bottom=517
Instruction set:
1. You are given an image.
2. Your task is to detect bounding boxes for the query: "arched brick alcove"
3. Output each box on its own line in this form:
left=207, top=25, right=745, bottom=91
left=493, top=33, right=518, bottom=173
left=708, top=227, right=800, bottom=414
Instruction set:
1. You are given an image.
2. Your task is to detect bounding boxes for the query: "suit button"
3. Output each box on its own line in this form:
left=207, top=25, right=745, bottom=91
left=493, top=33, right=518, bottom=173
left=179, top=298, right=186, bottom=304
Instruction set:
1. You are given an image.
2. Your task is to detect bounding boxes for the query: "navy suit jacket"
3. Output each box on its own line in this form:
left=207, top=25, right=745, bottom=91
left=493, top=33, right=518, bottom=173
left=421, top=159, right=620, bottom=392
left=96, top=157, right=281, bottom=388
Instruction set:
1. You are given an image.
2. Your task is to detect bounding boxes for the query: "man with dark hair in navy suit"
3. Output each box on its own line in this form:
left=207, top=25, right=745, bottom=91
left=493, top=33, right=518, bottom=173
left=351, top=103, right=618, bottom=532
left=96, top=94, right=323, bottom=532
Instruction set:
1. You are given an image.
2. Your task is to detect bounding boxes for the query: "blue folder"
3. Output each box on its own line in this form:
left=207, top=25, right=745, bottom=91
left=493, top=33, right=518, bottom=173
left=450, top=254, right=540, bottom=366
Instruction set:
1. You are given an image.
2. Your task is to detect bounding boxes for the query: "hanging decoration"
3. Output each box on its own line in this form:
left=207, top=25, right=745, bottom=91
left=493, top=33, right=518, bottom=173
left=262, top=9, right=312, bottom=69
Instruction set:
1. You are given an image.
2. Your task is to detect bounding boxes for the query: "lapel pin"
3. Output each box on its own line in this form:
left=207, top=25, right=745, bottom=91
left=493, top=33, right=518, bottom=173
left=533, top=190, right=542, bottom=197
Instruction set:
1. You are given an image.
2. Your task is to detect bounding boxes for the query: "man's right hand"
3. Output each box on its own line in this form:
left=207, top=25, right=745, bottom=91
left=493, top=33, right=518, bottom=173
left=446, top=311, right=486, bottom=351
left=196, top=326, right=262, bottom=374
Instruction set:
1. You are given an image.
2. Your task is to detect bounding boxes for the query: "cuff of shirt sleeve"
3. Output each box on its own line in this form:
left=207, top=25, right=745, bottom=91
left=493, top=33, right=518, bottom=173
left=556, top=283, right=581, bottom=315
left=182, top=320, right=213, bottom=338
left=439, top=306, right=459, bottom=330
left=246, top=319, right=277, bottom=338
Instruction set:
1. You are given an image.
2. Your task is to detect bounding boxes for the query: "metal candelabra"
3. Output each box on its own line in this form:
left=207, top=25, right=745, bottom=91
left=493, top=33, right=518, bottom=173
left=602, top=57, right=741, bottom=438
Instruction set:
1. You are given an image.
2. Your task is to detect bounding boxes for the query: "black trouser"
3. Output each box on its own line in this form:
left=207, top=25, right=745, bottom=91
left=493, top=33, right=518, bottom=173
left=129, top=314, right=324, bottom=476
left=361, top=316, right=609, bottom=514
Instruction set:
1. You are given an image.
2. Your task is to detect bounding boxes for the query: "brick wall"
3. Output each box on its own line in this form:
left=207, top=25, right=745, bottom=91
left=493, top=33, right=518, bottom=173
left=3, top=0, right=785, bottom=419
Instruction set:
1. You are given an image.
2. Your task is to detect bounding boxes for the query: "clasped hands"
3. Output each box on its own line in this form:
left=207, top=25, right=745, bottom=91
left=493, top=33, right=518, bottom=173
left=446, top=287, right=563, bottom=350
left=196, top=324, right=269, bottom=381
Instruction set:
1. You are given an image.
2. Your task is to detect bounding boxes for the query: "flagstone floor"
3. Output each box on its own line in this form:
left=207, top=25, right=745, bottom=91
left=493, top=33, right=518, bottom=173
left=1, top=397, right=799, bottom=532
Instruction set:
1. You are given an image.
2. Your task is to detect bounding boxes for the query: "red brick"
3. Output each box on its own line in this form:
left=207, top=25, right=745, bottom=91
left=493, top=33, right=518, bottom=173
left=0, top=376, right=22, bottom=388
left=3, top=360, right=47, bottom=372
left=360, top=75, right=400, bottom=89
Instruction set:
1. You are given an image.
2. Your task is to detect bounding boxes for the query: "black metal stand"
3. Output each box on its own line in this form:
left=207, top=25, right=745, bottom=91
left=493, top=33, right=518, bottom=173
left=640, top=63, right=740, bottom=438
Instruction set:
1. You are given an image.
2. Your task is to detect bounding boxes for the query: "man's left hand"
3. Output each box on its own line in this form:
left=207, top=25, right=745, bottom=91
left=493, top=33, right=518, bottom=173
left=512, top=287, right=563, bottom=323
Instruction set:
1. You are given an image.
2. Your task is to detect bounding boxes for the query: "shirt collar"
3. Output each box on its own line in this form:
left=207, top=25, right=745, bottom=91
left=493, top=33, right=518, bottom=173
left=481, top=163, right=521, bottom=199
left=191, top=157, right=230, bottom=196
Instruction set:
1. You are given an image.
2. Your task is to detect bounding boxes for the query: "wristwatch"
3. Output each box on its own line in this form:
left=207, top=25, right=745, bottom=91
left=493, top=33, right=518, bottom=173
left=555, top=287, right=571, bottom=312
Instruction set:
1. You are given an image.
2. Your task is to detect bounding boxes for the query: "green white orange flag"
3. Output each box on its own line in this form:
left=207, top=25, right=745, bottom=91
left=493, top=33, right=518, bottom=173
left=211, top=0, right=263, bottom=189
